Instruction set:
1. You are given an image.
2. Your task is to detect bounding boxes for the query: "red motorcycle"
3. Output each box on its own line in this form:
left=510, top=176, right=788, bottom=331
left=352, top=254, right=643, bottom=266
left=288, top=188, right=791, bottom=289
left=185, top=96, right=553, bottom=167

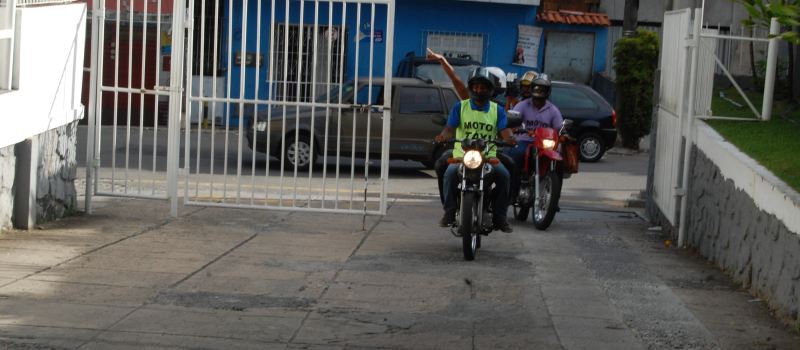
left=512, top=120, right=575, bottom=230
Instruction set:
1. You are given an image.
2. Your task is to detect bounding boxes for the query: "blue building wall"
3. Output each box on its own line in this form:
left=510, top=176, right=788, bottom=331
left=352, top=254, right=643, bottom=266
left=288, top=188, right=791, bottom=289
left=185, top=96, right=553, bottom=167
left=224, top=1, right=389, bottom=101
left=223, top=0, right=608, bottom=106
left=392, top=0, right=537, bottom=76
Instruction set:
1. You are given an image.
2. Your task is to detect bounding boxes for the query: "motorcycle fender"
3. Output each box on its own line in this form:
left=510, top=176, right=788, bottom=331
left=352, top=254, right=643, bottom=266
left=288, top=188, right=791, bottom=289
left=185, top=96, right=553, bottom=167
left=540, top=149, right=563, bottom=161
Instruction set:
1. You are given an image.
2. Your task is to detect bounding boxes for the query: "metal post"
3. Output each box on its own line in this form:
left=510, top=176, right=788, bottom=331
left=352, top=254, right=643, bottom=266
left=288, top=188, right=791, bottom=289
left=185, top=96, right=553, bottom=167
left=380, top=0, right=395, bottom=215
left=85, top=0, right=102, bottom=214
left=622, top=0, right=639, bottom=37
left=167, top=0, right=188, bottom=217
left=677, top=7, right=704, bottom=248
left=761, top=17, right=780, bottom=121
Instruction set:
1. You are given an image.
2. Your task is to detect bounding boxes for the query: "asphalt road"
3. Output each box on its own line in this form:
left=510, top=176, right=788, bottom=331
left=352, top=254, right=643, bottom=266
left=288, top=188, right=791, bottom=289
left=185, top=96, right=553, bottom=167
left=0, top=126, right=792, bottom=349
left=1, top=187, right=798, bottom=349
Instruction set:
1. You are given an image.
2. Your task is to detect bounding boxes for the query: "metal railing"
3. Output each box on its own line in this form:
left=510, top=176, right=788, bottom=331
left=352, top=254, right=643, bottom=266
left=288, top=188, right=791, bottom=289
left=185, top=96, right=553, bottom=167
left=0, top=0, right=15, bottom=90
left=17, top=0, right=76, bottom=6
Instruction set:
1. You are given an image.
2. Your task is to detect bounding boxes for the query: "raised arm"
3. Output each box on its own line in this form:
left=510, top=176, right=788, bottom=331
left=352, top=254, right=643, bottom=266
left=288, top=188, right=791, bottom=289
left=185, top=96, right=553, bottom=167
left=426, top=48, right=470, bottom=100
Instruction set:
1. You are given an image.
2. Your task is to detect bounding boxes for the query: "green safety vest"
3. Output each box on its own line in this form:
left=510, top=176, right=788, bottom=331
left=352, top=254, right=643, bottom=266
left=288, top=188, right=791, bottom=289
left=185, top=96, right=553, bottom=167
left=454, top=100, right=499, bottom=158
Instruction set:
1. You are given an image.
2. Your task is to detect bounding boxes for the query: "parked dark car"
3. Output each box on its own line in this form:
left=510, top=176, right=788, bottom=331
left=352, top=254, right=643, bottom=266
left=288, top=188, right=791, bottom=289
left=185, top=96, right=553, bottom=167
left=549, top=81, right=617, bottom=162
left=245, top=78, right=460, bottom=170
left=395, top=52, right=480, bottom=84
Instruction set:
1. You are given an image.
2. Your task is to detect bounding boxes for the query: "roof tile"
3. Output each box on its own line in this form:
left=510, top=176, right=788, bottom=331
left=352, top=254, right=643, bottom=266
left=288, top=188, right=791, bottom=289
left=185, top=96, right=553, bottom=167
left=537, top=10, right=610, bottom=27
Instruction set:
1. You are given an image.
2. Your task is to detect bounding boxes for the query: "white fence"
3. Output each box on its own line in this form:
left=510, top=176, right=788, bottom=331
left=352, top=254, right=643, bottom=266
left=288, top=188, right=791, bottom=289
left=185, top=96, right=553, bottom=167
left=653, top=6, right=780, bottom=247
left=653, top=8, right=691, bottom=226
left=86, top=0, right=397, bottom=217
left=16, top=0, right=75, bottom=6
left=0, top=0, right=14, bottom=90
left=0, top=3, right=86, bottom=149
left=713, top=24, right=774, bottom=77
left=0, top=0, right=80, bottom=91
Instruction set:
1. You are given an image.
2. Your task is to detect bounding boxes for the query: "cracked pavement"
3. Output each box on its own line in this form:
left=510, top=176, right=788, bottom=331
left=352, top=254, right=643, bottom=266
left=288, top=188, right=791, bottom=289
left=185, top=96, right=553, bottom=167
left=1, top=151, right=799, bottom=349
left=0, top=195, right=797, bottom=349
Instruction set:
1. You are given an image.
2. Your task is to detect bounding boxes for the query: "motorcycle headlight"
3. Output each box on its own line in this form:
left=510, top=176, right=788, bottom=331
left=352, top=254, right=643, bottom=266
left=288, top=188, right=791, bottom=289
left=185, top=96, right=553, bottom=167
left=542, top=139, right=556, bottom=150
left=463, top=150, right=483, bottom=169
left=256, top=122, right=267, bottom=132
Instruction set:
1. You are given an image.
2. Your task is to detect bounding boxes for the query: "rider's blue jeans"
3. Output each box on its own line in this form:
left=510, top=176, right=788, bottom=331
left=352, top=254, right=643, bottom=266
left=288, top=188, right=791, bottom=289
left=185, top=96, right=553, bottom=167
left=506, top=140, right=533, bottom=170
left=442, top=162, right=510, bottom=222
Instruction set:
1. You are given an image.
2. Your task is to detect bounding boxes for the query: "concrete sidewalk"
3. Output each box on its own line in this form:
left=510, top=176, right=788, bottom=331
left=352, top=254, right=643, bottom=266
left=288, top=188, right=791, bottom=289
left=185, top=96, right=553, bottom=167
left=0, top=193, right=798, bottom=349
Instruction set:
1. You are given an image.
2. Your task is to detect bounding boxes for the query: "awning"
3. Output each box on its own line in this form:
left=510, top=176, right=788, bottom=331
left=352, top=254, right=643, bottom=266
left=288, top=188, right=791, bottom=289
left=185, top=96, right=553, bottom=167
left=537, top=10, right=610, bottom=26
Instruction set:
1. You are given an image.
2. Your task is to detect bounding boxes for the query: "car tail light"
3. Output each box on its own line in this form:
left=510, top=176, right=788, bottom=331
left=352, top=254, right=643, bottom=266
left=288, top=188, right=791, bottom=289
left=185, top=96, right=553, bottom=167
left=611, top=109, right=617, bottom=128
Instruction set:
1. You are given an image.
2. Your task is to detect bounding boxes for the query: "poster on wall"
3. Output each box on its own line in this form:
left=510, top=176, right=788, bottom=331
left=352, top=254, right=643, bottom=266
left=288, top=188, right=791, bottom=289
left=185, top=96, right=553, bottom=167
left=513, top=25, right=543, bottom=68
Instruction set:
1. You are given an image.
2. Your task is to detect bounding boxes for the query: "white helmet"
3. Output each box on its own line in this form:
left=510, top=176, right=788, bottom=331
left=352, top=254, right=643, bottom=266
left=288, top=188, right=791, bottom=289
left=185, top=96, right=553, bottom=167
left=483, top=66, right=507, bottom=96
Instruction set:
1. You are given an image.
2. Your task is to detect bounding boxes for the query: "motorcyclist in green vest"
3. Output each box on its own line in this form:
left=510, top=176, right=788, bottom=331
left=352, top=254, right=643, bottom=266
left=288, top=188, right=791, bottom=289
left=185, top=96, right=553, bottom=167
left=434, top=67, right=516, bottom=233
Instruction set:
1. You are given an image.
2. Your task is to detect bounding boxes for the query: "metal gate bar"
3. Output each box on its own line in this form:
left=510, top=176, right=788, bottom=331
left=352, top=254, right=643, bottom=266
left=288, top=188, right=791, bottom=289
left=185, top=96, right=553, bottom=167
left=86, top=0, right=177, bottom=208
left=182, top=0, right=394, bottom=215
left=87, top=0, right=394, bottom=216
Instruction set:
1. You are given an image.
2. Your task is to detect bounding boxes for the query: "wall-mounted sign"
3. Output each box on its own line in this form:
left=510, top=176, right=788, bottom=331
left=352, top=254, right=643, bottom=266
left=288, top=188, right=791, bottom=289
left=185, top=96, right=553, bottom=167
left=234, top=52, right=264, bottom=68
left=513, top=25, right=543, bottom=68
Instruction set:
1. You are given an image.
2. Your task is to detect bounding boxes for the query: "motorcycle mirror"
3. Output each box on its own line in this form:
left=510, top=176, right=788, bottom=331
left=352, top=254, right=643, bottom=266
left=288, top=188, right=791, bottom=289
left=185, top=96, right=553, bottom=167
left=507, top=110, right=523, bottom=129
left=563, top=119, right=574, bottom=128
left=431, top=115, right=447, bottom=126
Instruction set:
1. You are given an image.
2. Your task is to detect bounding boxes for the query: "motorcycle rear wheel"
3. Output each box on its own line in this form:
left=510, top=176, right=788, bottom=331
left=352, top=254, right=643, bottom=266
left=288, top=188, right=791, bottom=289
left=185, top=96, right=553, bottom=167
left=460, top=192, right=478, bottom=261
left=533, top=171, right=561, bottom=230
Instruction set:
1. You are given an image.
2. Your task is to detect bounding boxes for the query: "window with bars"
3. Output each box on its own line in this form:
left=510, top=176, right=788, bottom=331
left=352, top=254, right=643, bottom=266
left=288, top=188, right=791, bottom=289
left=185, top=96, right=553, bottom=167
left=272, top=23, right=346, bottom=102
left=422, top=31, right=485, bottom=64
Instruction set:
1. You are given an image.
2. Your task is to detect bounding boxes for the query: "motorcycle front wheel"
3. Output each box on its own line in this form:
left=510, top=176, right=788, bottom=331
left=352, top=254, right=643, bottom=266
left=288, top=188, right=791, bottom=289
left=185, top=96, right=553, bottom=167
left=533, top=171, right=562, bottom=230
left=459, top=192, right=478, bottom=261
left=513, top=203, right=530, bottom=221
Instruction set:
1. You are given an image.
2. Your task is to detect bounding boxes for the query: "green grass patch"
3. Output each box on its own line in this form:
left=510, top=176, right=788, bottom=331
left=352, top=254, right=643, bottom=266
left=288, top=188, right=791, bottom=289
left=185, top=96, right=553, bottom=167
left=708, top=88, right=800, bottom=193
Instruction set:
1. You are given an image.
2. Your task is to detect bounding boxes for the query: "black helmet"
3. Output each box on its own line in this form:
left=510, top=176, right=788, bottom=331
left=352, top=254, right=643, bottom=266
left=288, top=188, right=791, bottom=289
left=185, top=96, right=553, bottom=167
left=531, top=73, right=551, bottom=99
left=505, top=79, right=520, bottom=98
left=467, top=67, right=498, bottom=102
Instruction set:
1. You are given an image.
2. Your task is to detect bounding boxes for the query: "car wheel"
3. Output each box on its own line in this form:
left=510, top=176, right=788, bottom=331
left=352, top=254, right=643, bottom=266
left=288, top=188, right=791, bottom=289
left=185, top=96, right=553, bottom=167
left=284, top=133, right=316, bottom=171
left=578, top=132, right=605, bottom=162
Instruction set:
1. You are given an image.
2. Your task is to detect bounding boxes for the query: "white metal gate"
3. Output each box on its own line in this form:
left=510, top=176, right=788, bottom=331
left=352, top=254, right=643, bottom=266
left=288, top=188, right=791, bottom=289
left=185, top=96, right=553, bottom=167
left=652, top=8, right=692, bottom=226
left=653, top=4, right=779, bottom=246
left=86, top=0, right=395, bottom=216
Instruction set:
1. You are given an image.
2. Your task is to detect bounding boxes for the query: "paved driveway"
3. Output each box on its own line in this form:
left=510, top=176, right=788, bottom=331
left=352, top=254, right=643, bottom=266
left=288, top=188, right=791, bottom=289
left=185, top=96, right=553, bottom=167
left=0, top=192, right=797, bottom=349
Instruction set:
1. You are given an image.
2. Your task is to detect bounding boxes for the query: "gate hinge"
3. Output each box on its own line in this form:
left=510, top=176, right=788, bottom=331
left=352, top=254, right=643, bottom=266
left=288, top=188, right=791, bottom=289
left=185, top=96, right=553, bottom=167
left=674, top=187, right=686, bottom=197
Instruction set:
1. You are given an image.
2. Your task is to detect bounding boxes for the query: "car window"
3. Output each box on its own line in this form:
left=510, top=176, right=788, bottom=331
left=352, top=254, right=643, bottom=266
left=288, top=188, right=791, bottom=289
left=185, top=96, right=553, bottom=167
left=415, top=65, right=450, bottom=82
left=316, top=81, right=355, bottom=104
left=415, top=64, right=478, bottom=84
left=398, top=87, right=443, bottom=114
left=442, top=88, right=459, bottom=112
left=550, top=86, right=598, bottom=110
left=354, top=84, right=384, bottom=105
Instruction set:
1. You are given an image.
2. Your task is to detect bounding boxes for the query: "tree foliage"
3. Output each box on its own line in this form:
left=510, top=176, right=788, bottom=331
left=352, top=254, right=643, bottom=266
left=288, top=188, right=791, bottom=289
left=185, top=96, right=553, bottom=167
left=737, top=0, right=800, bottom=44
left=613, top=29, right=660, bottom=149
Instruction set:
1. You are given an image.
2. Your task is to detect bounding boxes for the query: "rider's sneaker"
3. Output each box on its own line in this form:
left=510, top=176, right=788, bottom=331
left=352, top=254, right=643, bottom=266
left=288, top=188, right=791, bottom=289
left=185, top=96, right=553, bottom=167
left=494, top=219, right=513, bottom=233
left=439, top=212, right=456, bottom=227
